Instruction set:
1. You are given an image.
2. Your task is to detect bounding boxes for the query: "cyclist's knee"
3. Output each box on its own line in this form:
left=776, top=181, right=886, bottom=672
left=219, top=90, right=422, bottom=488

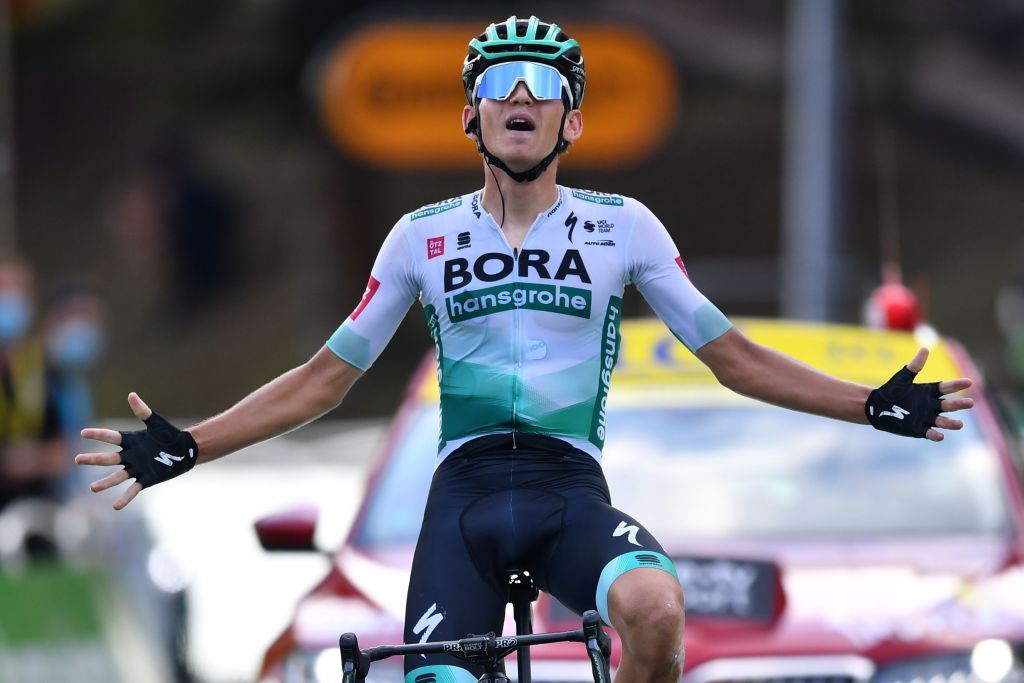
left=607, top=568, right=685, bottom=653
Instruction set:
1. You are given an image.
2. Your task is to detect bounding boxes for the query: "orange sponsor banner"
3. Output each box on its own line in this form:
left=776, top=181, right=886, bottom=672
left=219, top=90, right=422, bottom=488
left=317, top=21, right=679, bottom=169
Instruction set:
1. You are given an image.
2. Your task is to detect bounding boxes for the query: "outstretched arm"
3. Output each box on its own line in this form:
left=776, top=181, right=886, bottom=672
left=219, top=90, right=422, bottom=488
left=76, top=346, right=362, bottom=509
left=186, top=345, right=362, bottom=462
left=695, top=327, right=974, bottom=441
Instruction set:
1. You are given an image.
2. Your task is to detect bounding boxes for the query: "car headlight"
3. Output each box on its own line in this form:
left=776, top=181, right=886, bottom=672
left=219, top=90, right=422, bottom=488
left=873, top=641, right=1024, bottom=683
left=283, top=648, right=405, bottom=683
left=972, top=640, right=1020, bottom=683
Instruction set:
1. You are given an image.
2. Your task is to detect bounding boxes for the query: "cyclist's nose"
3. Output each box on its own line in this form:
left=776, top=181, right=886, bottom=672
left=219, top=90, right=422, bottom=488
left=508, top=82, right=536, bottom=105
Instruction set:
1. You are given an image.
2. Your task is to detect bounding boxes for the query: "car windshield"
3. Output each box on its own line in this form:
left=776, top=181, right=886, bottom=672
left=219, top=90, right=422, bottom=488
left=355, top=400, right=1012, bottom=548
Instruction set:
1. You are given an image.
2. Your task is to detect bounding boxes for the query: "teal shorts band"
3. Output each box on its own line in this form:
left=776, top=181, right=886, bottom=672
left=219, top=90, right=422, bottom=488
left=405, top=664, right=478, bottom=683
left=595, top=550, right=679, bottom=626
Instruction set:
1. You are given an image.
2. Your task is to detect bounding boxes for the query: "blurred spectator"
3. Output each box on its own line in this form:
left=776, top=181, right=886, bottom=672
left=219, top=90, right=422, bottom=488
left=106, top=133, right=237, bottom=316
left=42, top=282, right=106, bottom=444
left=0, top=256, right=68, bottom=513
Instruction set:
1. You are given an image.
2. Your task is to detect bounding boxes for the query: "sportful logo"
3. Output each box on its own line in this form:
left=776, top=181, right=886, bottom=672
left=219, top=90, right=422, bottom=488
left=427, top=237, right=445, bottom=259
left=155, top=448, right=194, bottom=467
left=457, top=231, right=471, bottom=249
left=350, top=276, right=380, bottom=320
left=572, top=189, right=624, bottom=206
left=565, top=212, right=595, bottom=243
left=411, top=198, right=462, bottom=221
left=613, top=521, right=642, bottom=546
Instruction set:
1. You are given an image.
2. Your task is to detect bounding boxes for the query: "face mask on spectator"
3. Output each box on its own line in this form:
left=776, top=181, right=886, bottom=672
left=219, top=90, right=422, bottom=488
left=0, top=291, right=31, bottom=343
left=47, top=318, right=104, bottom=370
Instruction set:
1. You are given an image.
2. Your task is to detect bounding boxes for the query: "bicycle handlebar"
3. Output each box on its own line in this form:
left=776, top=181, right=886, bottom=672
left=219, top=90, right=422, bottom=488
left=340, top=610, right=611, bottom=683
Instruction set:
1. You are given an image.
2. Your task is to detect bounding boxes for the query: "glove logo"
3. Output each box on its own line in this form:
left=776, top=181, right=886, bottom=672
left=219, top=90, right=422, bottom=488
left=879, top=405, right=910, bottom=420
left=154, top=448, right=195, bottom=467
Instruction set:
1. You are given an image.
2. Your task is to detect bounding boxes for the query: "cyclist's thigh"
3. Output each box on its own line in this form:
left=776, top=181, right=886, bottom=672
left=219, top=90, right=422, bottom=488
left=541, top=491, right=678, bottom=627
left=403, top=475, right=506, bottom=681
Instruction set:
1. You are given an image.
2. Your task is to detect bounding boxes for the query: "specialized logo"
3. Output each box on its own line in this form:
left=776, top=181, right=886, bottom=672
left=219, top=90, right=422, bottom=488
left=444, top=250, right=591, bottom=292
left=877, top=405, right=910, bottom=420
left=411, top=197, right=462, bottom=221
left=350, top=276, right=380, bottom=320
left=564, top=212, right=594, bottom=243
left=413, top=603, right=444, bottom=645
left=427, top=236, right=445, bottom=259
left=572, top=189, right=624, bottom=206
left=613, top=521, right=642, bottom=546
left=155, top=448, right=194, bottom=467
left=457, top=231, right=471, bottom=250
left=675, top=256, right=689, bottom=279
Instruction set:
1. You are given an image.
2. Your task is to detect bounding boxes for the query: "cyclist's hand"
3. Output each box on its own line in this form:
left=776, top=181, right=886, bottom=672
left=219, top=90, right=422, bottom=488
left=865, top=348, right=973, bottom=442
left=75, top=392, right=199, bottom=510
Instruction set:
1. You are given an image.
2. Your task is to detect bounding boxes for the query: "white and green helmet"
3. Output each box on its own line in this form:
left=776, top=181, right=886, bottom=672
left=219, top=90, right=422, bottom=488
left=462, top=15, right=587, bottom=109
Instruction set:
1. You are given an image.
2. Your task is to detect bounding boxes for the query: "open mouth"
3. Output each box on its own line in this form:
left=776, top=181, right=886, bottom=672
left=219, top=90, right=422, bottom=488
left=506, top=117, right=536, bottom=132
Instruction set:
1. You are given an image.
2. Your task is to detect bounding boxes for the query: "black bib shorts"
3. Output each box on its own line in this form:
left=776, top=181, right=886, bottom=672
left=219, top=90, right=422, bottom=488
left=402, top=433, right=678, bottom=682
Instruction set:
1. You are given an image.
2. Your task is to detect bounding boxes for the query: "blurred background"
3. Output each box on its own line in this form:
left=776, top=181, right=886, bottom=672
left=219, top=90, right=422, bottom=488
left=1, top=0, right=1023, bottom=681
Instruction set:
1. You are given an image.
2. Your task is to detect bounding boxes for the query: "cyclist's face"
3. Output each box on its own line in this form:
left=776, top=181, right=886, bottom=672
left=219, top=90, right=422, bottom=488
left=464, top=82, right=582, bottom=171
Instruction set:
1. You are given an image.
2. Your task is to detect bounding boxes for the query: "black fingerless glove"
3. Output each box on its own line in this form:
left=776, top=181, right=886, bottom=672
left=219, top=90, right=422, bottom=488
left=865, top=366, right=942, bottom=438
left=119, top=412, right=199, bottom=488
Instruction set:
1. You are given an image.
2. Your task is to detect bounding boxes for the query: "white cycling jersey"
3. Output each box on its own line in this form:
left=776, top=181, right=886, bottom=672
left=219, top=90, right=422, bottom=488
left=327, top=186, right=732, bottom=461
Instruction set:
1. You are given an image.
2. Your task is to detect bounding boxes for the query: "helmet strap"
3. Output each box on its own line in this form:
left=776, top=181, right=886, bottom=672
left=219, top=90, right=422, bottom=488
left=474, top=100, right=570, bottom=184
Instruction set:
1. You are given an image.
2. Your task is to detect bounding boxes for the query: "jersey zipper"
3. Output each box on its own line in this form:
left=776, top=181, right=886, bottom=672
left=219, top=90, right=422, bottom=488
left=512, top=247, right=521, bottom=449
left=486, top=187, right=561, bottom=451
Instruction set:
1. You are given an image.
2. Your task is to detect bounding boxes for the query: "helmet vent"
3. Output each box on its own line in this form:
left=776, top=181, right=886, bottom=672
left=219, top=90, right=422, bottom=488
left=479, top=43, right=561, bottom=56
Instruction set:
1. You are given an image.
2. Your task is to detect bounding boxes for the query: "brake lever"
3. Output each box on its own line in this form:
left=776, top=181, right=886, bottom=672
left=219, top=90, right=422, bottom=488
left=339, top=632, right=371, bottom=683
left=582, top=610, right=612, bottom=683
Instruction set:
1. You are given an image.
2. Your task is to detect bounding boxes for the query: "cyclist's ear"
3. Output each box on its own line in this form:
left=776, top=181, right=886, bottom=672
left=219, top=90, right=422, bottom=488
left=463, top=108, right=482, bottom=153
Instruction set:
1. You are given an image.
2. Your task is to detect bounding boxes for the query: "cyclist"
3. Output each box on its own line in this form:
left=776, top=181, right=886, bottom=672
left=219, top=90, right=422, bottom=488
left=77, top=16, right=974, bottom=683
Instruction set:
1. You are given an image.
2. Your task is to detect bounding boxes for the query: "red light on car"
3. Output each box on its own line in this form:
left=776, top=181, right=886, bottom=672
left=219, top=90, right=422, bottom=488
left=864, top=283, right=921, bottom=332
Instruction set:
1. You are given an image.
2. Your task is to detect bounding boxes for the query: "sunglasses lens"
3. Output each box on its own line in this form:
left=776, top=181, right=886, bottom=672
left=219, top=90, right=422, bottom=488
left=475, top=61, right=566, bottom=102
